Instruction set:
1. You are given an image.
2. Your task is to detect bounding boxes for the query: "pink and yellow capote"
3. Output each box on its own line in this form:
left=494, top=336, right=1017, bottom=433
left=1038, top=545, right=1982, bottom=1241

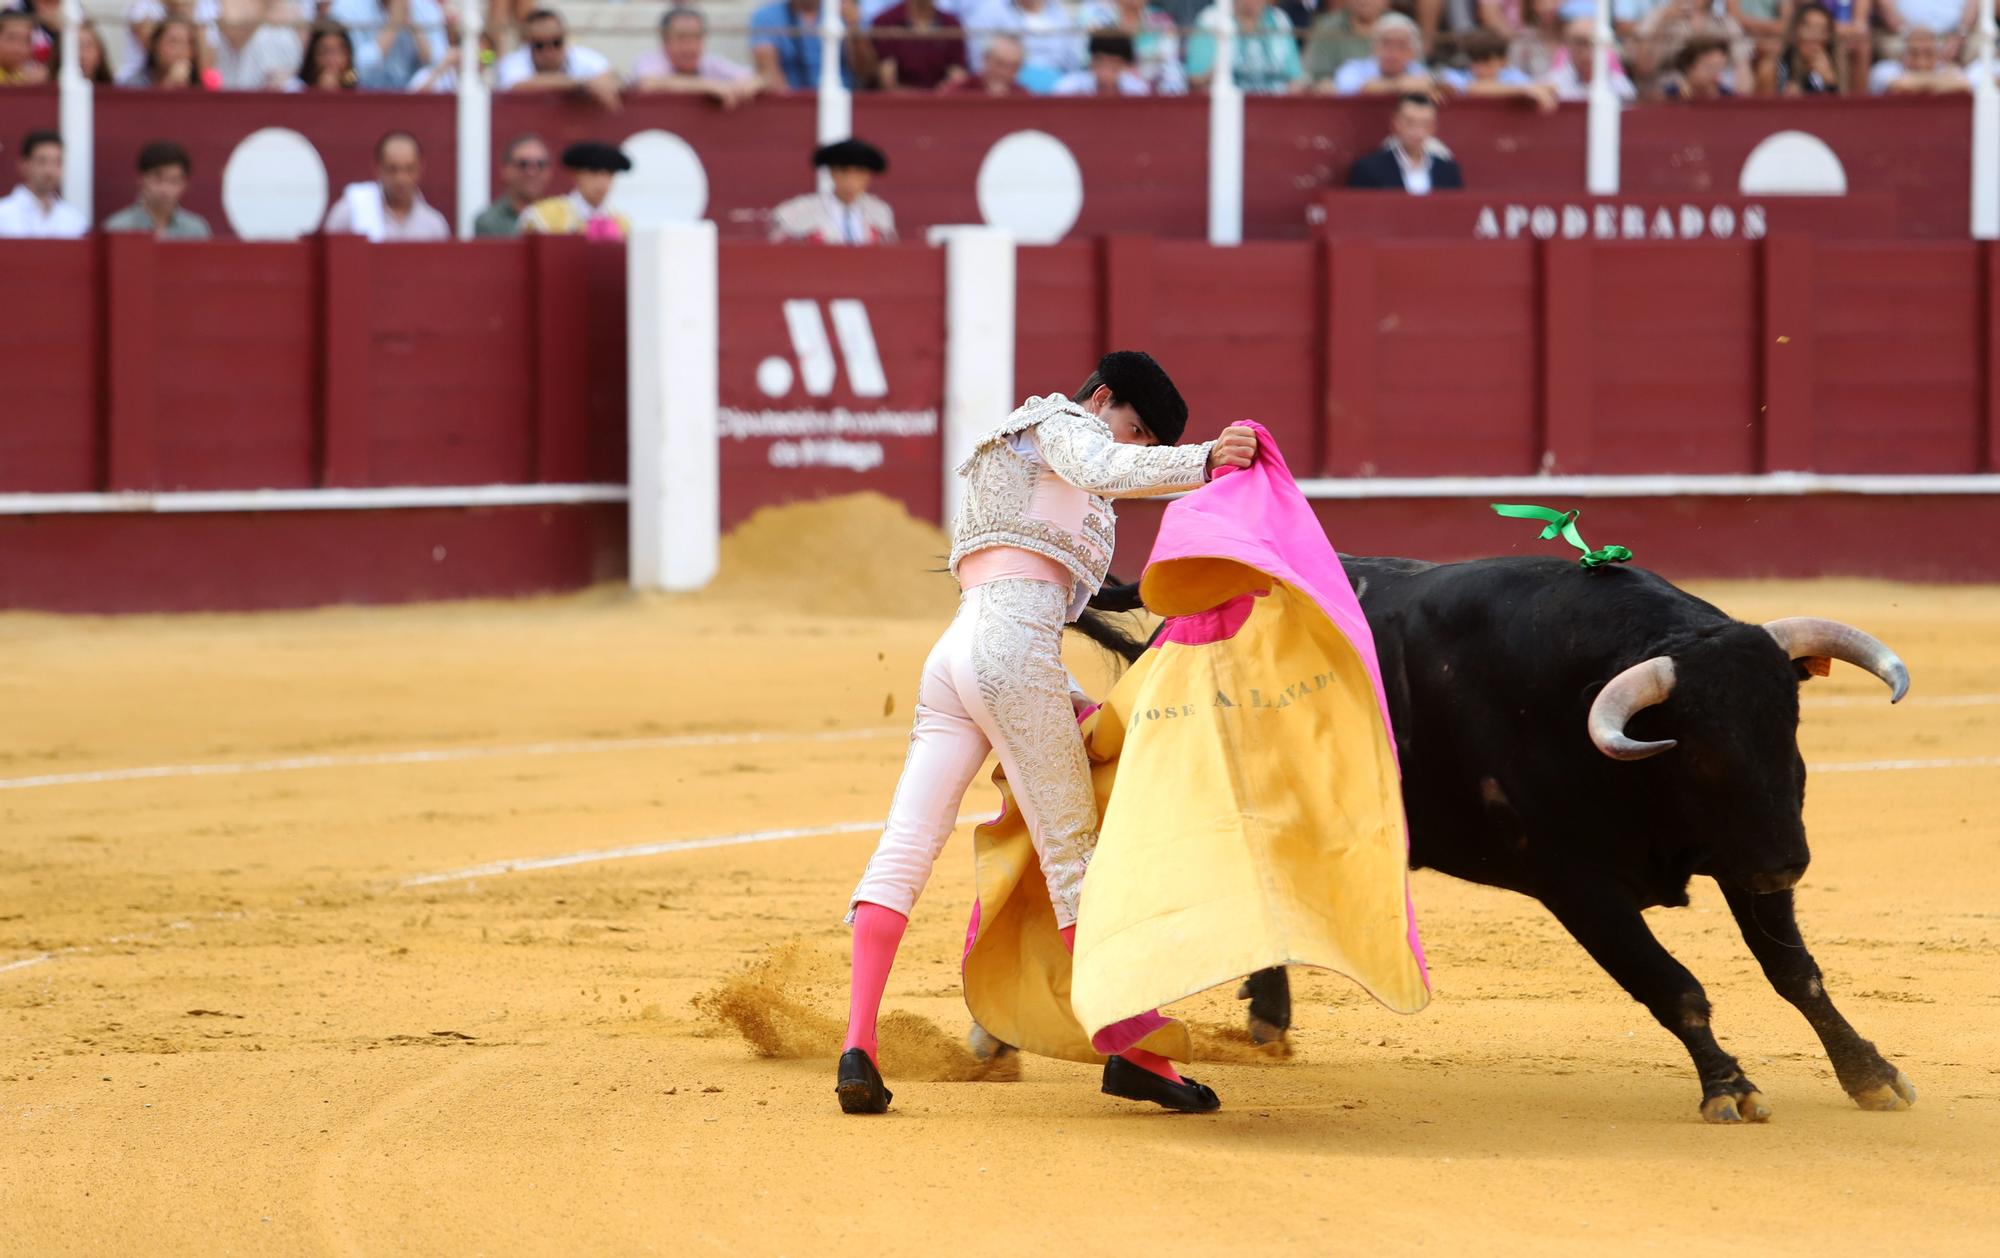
left=961, top=425, right=1431, bottom=1062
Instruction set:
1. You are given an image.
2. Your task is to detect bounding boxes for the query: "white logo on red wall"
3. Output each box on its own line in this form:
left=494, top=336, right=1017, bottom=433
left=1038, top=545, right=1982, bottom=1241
left=725, top=299, right=937, bottom=474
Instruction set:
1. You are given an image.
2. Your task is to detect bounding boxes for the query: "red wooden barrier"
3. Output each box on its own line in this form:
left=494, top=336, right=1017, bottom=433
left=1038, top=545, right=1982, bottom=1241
left=2, top=240, right=98, bottom=492
left=1327, top=239, right=1539, bottom=476
left=0, top=237, right=623, bottom=496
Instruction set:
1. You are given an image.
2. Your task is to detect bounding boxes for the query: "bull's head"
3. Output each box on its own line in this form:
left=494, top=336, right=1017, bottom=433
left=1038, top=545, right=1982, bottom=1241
left=1585, top=619, right=1909, bottom=891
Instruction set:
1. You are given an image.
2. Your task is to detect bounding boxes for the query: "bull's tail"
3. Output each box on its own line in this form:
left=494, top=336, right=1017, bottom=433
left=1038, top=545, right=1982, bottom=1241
left=1071, top=578, right=1155, bottom=668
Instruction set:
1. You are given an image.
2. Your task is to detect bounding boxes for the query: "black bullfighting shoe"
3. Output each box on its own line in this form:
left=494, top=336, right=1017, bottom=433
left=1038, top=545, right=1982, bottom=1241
left=836, top=1048, right=893, bottom=1115
left=1101, top=1055, right=1222, bottom=1113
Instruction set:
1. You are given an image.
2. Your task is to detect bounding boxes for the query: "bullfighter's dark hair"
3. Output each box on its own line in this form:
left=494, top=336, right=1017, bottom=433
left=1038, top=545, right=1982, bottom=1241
left=1071, top=350, right=1188, bottom=445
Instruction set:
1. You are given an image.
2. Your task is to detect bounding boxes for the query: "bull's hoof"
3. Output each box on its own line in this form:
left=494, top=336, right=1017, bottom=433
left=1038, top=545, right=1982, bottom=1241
left=967, top=1023, right=1022, bottom=1082
left=1850, top=1068, right=1916, bottom=1112
left=1700, top=1089, right=1773, bottom=1124
left=1246, top=1015, right=1288, bottom=1046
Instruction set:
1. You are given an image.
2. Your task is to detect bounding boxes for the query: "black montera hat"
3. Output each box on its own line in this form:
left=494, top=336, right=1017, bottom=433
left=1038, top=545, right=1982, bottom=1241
left=1095, top=350, right=1188, bottom=445
left=813, top=138, right=888, bottom=174
left=563, top=141, right=631, bottom=173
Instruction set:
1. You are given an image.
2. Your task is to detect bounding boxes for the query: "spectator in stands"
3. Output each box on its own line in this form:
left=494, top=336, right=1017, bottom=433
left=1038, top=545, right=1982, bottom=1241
left=770, top=137, right=897, bottom=244
left=1188, top=0, right=1307, bottom=93
left=1304, top=0, right=1388, bottom=85
left=290, top=20, right=357, bottom=88
left=1327, top=11, right=1434, bottom=93
left=124, top=0, right=215, bottom=83
left=1633, top=0, right=1751, bottom=94
left=1724, top=0, right=1791, bottom=79
left=1444, top=27, right=1557, bottom=105
left=751, top=0, right=866, bottom=89
left=497, top=7, right=620, bottom=109
left=323, top=0, right=443, bottom=89
left=1660, top=32, right=1733, bottom=95
left=121, top=14, right=211, bottom=86
left=1346, top=93, right=1463, bottom=192
left=1869, top=25, right=1968, bottom=91
left=632, top=8, right=761, bottom=104
left=520, top=141, right=631, bottom=240
left=103, top=140, right=212, bottom=237
left=1077, top=0, right=1184, bottom=93
left=0, top=10, right=46, bottom=84
left=0, top=129, right=87, bottom=237
left=1759, top=0, right=1839, bottom=92
left=472, top=133, right=552, bottom=236
left=1880, top=0, right=1969, bottom=58
left=1542, top=17, right=1637, bottom=98
left=57, top=17, right=117, bottom=84
left=215, top=0, right=302, bottom=90
left=1006, top=0, right=1086, bottom=92
left=1507, top=0, right=1565, bottom=78
left=1054, top=29, right=1149, bottom=91
left=939, top=28, right=1027, bottom=90
left=323, top=130, right=451, bottom=241
left=870, top=0, right=971, bottom=89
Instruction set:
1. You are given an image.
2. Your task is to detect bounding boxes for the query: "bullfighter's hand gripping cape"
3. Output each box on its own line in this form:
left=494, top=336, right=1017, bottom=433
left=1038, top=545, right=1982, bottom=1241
left=961, top=424, right=1430, bottom=1062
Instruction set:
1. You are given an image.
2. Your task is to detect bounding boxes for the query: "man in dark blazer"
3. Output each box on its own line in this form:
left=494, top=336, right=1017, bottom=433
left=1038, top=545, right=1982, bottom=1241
left=1346, top=94, right=1465, bottom=194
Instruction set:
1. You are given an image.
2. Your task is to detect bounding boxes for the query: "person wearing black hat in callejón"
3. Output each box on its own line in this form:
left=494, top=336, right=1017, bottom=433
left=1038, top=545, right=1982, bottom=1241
left=519, top=141, right=632, bottom=240
left=768, top=137, right=896, bottom=245
left=835, top=353, right=1261, bottom=1117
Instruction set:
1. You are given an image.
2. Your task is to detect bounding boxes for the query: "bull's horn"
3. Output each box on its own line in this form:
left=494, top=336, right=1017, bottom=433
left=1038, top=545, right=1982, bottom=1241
left=1589, top=657, right=1679, bottom=761
left=1763, top=618, right=1911, bottom=703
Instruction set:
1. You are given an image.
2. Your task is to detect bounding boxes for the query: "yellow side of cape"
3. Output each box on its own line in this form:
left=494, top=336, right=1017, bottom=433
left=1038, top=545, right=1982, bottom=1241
left=960, top=648, right=1192, bottom=1065
left=1069, top=578, right=1431, bottom=1039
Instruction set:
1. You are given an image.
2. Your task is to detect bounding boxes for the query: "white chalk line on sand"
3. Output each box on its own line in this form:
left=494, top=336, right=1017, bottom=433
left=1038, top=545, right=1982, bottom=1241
left=400, top=813, right=988, bottom=888
left=0, top=917, right=222, bottom=979
left=1, top=694, right=1988, bottom=796
left=397, top=752, right=2000, bottom=888
left=0, top=726, right=905, bottom=793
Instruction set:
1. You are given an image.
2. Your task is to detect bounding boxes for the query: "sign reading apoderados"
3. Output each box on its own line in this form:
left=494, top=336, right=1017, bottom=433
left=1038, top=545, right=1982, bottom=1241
left=1310, top=192, right=1899, bottom=241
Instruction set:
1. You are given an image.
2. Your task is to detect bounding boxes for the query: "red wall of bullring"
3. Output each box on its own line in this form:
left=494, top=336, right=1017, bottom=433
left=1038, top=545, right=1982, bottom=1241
left=0, top=90, right=1979, bottom=241
left=4, top=234, right=1999, bottom=611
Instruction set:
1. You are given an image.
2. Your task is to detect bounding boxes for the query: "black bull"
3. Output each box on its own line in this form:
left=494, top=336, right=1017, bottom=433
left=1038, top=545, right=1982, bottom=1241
left=1082, top=554, right=1918, bottom=1124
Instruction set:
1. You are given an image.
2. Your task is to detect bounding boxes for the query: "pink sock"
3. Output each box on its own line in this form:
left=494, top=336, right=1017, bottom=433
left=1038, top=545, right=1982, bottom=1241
left=844, top=902, right=909, bottom=1065
left=1060, top=925, right=1183, bottom=1085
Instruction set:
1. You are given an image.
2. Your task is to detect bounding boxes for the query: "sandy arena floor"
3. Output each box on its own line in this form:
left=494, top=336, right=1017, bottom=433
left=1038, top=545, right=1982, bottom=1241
left=2, top=496, right=1997, bottom=1257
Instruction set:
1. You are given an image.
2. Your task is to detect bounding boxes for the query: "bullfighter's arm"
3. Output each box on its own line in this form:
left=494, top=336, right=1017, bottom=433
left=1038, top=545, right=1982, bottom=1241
left=1034, top=409, right=1213, bottom=499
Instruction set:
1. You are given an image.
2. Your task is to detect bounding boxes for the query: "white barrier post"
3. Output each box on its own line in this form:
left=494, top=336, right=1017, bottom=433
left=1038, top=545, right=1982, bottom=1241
left=58, top=0, right=91, bottom=216
left=816, top=0, right=852, bottom=195
left=455, top=2, right=491, bottom=240
left=627, top=224, right=720, bottom=592
left=1207, top=16, right=1243, bottom=245
left=1974, top=0, right=1999, bottom=238
left=1586, top=0, right=1619, bottom=195
left=941, top=228, right=1017, bottom=526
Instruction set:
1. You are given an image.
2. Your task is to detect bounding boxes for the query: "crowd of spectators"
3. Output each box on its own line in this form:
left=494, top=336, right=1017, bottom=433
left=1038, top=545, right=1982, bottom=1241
left=1, top=0, right=1992, bottom=101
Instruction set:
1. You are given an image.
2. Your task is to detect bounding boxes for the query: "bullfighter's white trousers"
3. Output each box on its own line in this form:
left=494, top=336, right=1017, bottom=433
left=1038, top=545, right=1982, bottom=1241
left=848, top=579, right=1098, bottom=929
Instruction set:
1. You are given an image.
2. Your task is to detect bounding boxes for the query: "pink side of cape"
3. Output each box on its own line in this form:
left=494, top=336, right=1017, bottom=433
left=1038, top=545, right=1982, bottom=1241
left=1147, top=424, right=1428, bottom=983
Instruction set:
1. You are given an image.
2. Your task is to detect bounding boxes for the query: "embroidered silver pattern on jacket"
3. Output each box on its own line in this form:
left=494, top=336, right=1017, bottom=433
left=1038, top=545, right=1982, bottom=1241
left=967, top=579, right=1100, bottom=927
left=948, top=394, right=1213, bottom=606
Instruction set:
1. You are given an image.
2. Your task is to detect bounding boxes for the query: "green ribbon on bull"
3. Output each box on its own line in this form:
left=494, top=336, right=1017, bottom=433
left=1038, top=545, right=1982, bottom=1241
left=1491, top=503, right=1634, bottom=569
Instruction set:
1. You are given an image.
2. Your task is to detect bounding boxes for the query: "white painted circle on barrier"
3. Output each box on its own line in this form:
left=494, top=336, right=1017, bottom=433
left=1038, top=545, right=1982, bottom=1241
left=612, top=129, right=710, bottom=226
left=756, top=356, right=795, bottom=397
left=1738, top=131, right=1848, bottom=196
left=976, top=130, right=1084, bottom=244
left=221, top=127, right=329, bottom=241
